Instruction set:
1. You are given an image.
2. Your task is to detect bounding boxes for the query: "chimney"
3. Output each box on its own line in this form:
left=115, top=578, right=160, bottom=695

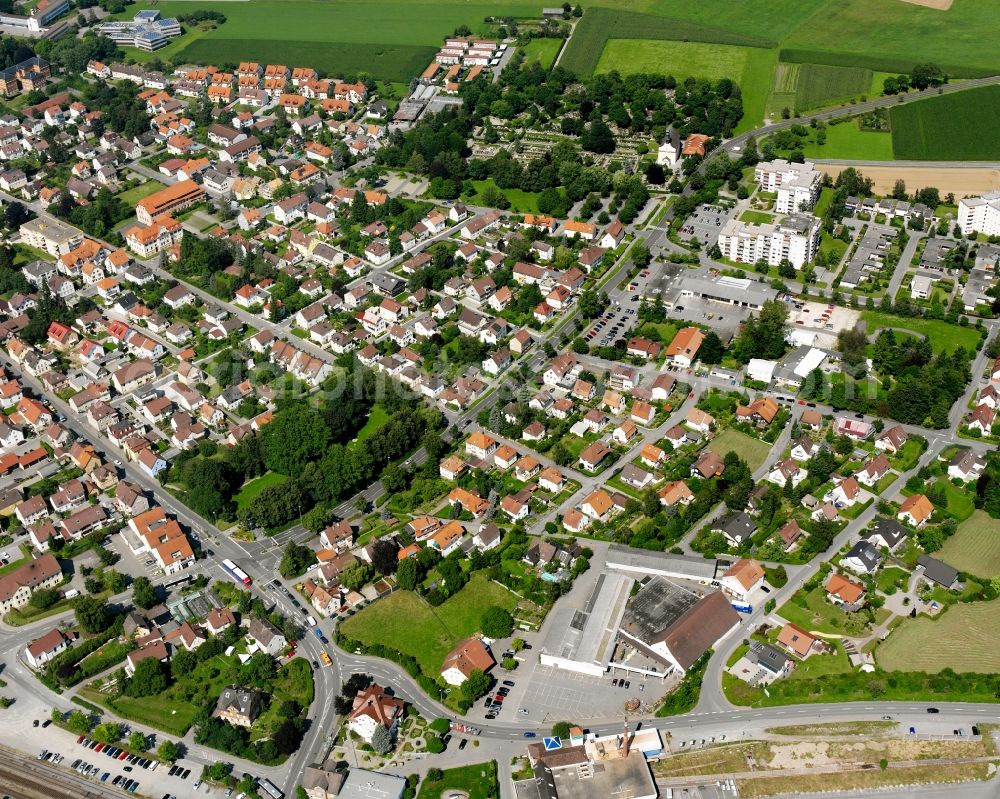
left=619, top=720, right=630, bottom=758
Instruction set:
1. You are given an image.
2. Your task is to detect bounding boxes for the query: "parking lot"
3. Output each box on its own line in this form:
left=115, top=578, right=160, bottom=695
left=19, top=722, right=206, bottom=797
left=678, top=204, right=734, bottom=245
left=584, top=298, right=640, bottom=348
left=663, top=293, right=750, bottom=337
left=656, top=780, right=739, bottom=799
left=511, top=664, right=656, bottom=722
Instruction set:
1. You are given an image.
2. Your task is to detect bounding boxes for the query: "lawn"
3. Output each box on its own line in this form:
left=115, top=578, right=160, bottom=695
left=876, top=599, right=1000, bottom=673
left=938, top=510, right=1000, bottom=578
left=740, top=210, right=775, bottom=224
left=800, top=119, right=894, bottom=161
left=933, top=477, right=975, bottom=522
left=520, top=38, right=562, bottom=69
left=860, top=310, right=981, bottom=355
left=117, top=181, right=166, bottom=206
left=117, top=0, right=541, bottom=81
left=786, top=640, right=852, bottom=681
left=465, top=179, right=565, bottom=215
left=777, top=584, right=863, bottom=636
left=707, top=429, right=772, bottom=471
left=234, top=472, right=288, bottom=512
left=416, top=762, right=499, bottom=799
left=353, top=404, right=389, bottom=444
left=635, top=320, right=679, bottom=345
left=339, top=573, right=519, bottom=675
left=891, top=85, right=1000, bottom=161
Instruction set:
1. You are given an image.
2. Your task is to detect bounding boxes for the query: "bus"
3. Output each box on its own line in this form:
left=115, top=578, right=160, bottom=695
left=257, top=778, right=284, bottom=799
left=221, top=559, right=251, bottom=586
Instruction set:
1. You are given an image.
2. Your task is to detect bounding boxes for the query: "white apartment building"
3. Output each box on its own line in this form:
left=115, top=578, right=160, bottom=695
left=754, top=159, right=821, bottom=213
left=718, top=214, right=820, bottom=269
left=958, top=191, right=1000, bottom=237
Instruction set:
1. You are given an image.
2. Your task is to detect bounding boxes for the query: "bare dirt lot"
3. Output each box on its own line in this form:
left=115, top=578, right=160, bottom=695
left=898, top=0, right=952, bottom=9
left=826, top=165, right=1000, bottom=196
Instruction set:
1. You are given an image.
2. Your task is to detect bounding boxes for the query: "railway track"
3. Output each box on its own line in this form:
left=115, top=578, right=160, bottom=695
left=0, top=747, right=115, bottom=799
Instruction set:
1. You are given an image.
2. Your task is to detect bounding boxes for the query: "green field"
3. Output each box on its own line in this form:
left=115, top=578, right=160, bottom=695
left=938, top=511, right=1000, bottom=578
left=520, top=38, right=562, bottom=69
left=890, top=85, right=1000, bottom=161
left=596, top=39, right=752, bottom=82
left=876, top=599, right=1000, bottom=673
left=799, top=119, right=894, bottom=160
left=234, top=472, right=288, bottom=512
left=860, top=310, right=981, bottom=354
left=707, top=429, right=772, bottom=471
left=340, top=573, right=520, bottom=675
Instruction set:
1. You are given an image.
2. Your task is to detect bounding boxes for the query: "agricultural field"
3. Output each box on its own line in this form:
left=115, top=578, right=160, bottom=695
left=771, top=62, right=873, bottom=112
left=558, top=7, right=775, bottom=77
left=890, top=85, right=1000, bottom=161
left=938, top=510, right=1000, bottom=578
left=116, top=0, right=541, bottom=81
left=569, top=0, right=999, bottom=139
left=339, top=573, right=519, bottom=675
left=876, top=598, right=1000, bottom=673
left=707, top=429, right=772, bottom=471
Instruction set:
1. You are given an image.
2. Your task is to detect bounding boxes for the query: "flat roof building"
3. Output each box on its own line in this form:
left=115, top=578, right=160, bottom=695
left=539, top=571, right=634, bottom=677
left=679, top=274, right=779, bottom=311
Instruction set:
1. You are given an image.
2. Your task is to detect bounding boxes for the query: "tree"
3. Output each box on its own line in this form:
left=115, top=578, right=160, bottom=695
left=171, top=648, right=198, bottom=678
left=128, top=731, right=148, bottom=752
left=126, top=658, right=168, bottom=697
left=582, top=119, right=615, bottom=154
left=157, top=740, right=180, bottom=762
left=481, top=605, right=514, bottom=638
left=66, top=710, right=90, bottom=734
left=551, top=721, right=573, bottom=739
left=371, top=723, right=394, bottom=755
left=30, top=587, right=59, bottom=610
left=340, top=561, right=372, bottom=591
left=279, top=541, right=316, bottom=578
left=697, top=331, right=725, bottom=365
left=370, top=538, right=400, bottom=575
left=396, top=557, right=419, bottom=591
left=131, top=576, right=158, bottom=610
left=92, top=722, right=124, bottom=745
left=462, top=668, right=491, bottom=700
left=425, top=734, right=445, bottom=754
left=261, top=402, right=331, bottom=477
left=631, top=242, right=651, bottom=268
left=75, top=596, right=111, bottom=634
